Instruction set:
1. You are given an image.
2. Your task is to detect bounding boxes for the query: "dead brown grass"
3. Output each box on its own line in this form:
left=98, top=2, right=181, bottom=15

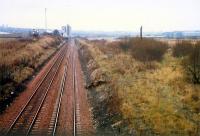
left=78, top=38, right=200, bottom=136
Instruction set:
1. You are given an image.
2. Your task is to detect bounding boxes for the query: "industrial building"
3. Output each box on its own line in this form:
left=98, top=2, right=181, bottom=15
left=61, top=25, right=72, bottom=39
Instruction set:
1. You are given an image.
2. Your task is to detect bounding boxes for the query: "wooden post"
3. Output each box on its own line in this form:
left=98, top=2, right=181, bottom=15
left=140, top=26, right=143, bottom=40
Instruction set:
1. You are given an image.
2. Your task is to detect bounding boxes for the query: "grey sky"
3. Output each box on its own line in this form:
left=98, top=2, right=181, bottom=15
left=0, top=0, right=200, bottom=31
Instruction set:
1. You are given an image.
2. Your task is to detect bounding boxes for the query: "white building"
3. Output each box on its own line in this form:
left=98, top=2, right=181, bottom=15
left=61, top=25, right=72, bottom=38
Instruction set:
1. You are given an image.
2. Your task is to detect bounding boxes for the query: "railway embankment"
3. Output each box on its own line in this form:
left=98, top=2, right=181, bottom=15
left=77, top=39, right=117, bottom=135
left=0, top=36, right=63, bottom=113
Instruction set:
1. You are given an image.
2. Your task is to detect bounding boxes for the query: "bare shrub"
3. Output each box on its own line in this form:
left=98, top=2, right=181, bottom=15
left=92, top=40, right=122, bottom=56
left=128, top=38, right=168, bottom=62
left=0, top=63, right=13, bottom=85
left=78, top=42, right=93, bottom=63
left=172, top=41, right=193, bottom=57
left=185, top=42, right=200, bottom=84
left=118, top=37, right=131, bottom=51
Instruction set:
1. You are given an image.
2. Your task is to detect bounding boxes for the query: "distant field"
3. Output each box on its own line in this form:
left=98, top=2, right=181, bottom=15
left=156, top=38, right=200, bottom=46
left=0, top=33, right=23, bottom=39
left=0, top=38, right=17, bottom=43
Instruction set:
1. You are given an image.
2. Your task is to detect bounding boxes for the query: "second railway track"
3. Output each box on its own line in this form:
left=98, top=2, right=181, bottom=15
left=72, top=44, right=81, bottom=136
left=48, top=51, right=71, bottom=136
left=5, top=43, right=68, bottom=136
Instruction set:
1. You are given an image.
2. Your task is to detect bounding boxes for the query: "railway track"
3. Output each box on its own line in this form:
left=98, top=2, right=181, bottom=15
left=47, top=52, right=71, bottom=136
left=73, top=48, right=77, bottom=136
left=71, top=41, right=93, bottom=136
left=5, top=43, right=68, bottom=136
left=51, top=65, right=68, bottom=136
left=72, top=44, right=81, bottom=136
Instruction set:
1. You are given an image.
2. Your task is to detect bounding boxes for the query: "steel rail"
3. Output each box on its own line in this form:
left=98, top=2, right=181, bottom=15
left=73, top=45, right=77, bottom=136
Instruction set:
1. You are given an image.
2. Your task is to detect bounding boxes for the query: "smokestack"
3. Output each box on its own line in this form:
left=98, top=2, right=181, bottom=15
left=140, top=26, right=143, bottom=40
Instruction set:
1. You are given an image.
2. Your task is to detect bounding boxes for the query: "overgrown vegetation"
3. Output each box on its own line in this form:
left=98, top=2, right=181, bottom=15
left=78, top=38, right=200, bottom=136
left=172, top=41, right=193, bottom=57
left=172, top=41, right=200, bottom=84
left=127, top=38, right=168, bottom=62
left=0, top=36, right=62, bottom=113
left=185, top=42, right=200, bottom=84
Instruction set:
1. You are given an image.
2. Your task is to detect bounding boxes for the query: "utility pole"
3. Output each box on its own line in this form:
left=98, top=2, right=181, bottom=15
left=45, top=8, right=47, bottom=32
left=140, top=26, right=143, bottom=40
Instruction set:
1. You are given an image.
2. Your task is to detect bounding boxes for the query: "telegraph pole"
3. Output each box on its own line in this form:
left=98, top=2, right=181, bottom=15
left=45, top=8, right=47, bottom=32
left=140, top=26, right=143, bottom=40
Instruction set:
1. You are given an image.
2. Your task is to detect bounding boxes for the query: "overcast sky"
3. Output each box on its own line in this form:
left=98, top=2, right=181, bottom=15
left=0, top=0, right=200, bottom=31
